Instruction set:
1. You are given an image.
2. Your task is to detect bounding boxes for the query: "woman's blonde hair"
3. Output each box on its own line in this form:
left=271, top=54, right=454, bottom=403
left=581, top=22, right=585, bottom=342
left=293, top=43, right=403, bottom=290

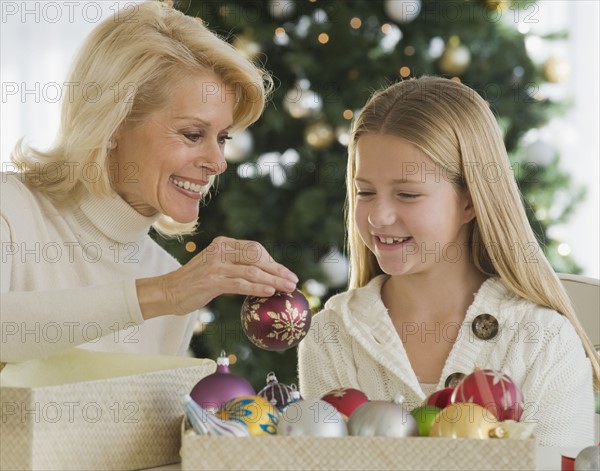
left=11, top=0, right=272, bottom=236
left=346, top=76, right=599, bottom=389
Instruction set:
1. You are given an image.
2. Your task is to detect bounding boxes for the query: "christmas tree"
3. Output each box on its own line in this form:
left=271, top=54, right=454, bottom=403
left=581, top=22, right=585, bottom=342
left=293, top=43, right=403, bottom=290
left=154, top=0, right=584, bottom=389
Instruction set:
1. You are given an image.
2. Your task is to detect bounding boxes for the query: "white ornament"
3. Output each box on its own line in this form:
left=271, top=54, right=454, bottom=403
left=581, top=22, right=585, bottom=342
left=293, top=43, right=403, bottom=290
left=524, top=139, right=555, bottom=166
left=384, top=0, right=422, bottom=24
left=224, top=130, right=253, bottom=162
left=268, top=0, right=296, bottom=20
left=319, top=247, right=349, bottom=288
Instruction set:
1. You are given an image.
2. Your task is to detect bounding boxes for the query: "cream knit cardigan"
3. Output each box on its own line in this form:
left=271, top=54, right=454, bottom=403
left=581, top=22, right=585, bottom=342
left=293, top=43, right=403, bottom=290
left=298, top=274, right=595, bottom=446
left=1, top=173, right=197, bottom=363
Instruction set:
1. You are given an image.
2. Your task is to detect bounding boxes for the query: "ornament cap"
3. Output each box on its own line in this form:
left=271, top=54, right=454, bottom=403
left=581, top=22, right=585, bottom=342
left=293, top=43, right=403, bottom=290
left=216, top=351, right=230, bottom=366
left=489, top=426, right=507, bottom=439
left=393, top=393, right=406, bottom=405
left=266, top=371, right=278, bottom=384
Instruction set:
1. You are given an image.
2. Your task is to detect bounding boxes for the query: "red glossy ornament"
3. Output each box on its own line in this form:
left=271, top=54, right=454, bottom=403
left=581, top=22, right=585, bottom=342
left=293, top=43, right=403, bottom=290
left=321, top=388, right=369, bottom=419
left=241, top=289, right=311, bottom=351
left=425, top=387, right=455, bottom=409
left=451, top=369, right=524, bottom=421
left=189, top=351, right=255, bottom=413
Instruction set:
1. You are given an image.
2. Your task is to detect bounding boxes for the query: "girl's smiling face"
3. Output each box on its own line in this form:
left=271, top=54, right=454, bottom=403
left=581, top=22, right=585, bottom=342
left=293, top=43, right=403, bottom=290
left=110, top=71, right=234, bottom=223
left=354, top=133, right=476, bottom=276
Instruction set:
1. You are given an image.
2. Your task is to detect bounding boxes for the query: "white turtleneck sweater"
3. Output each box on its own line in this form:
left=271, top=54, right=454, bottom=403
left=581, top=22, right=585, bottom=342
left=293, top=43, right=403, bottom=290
left=0, top=172, right=197, bottom=363
left=298, top=274, right=596, bottom=447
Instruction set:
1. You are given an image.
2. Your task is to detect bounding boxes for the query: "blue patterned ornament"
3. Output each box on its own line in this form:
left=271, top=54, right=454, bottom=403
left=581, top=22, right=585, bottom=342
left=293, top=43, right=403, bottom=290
left=217, top=395, right=279, bottom=436
left=257, top=372, right=302, bottom=411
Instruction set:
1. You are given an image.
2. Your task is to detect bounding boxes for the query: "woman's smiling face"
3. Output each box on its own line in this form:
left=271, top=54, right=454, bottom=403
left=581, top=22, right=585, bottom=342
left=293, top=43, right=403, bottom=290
left=111, top=71, right=234, bottom=223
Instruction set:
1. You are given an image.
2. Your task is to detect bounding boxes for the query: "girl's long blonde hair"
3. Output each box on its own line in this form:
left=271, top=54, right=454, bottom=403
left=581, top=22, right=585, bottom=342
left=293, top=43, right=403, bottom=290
left=10, top=0, right=272, bottom=236
left=346, top=76, right=599, bottom=389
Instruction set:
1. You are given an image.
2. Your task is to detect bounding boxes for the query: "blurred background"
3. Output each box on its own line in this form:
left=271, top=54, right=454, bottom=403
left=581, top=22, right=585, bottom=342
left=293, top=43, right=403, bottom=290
left=1, top=0, right=598, bottom=389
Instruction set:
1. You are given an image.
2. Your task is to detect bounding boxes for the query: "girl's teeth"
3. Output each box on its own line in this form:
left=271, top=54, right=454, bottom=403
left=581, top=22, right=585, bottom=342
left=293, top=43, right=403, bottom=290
left=170, top=177, right=202, bottom=194
left=379, top=236, right=408, bottom=245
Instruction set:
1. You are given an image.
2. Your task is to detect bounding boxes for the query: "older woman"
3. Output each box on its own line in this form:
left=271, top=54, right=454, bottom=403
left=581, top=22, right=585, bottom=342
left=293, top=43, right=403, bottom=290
left=0, top=1, right=298, bottom=363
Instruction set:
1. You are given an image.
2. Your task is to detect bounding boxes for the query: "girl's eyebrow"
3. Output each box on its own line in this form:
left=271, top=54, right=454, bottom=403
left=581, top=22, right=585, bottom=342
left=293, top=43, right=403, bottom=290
left=354, top=177, right=423, bottom=184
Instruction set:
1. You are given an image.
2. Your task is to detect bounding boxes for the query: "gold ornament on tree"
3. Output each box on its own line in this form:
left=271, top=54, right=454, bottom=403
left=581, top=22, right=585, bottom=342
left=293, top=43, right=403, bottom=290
left=232, top=34, right=261, bottom=59
left=438, top=36, right=471, bottom=76
left=304, top=121, right=335, bottom=150
left=543, top=57, right=571, bottom=84
left=485, top=0, right=512, bottom=12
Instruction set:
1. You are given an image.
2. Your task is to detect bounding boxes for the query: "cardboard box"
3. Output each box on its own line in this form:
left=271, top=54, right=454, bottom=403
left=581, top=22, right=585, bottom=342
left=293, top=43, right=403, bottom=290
left=0, top=348, right=215, bottom=470
left=180, top=421, right=537, bottom=471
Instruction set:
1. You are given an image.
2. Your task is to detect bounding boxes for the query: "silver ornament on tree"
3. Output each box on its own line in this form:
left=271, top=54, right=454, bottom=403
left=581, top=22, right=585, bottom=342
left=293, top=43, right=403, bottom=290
left=384, top=0, right=422, bottom=24
left=524, top=139, right=556, bottom=166
left=268, top=0, right=296, bottom=20
left=319, top=247, right=349, bottom=288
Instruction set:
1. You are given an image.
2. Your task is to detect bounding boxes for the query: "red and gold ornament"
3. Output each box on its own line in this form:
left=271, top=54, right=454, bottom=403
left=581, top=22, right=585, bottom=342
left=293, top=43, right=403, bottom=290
left=241, top=289, right=311, bottom=351
left=321, top=388, right=369, bottom=419
left=451, top=368, right=524, bottom=421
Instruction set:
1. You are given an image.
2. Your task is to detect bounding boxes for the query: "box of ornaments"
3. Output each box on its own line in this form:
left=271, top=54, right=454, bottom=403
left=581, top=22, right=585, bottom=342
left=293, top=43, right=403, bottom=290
left=180, top=291, right=536, bottom=471
left=180, top=354, right=537, bottom=471
left=0, top=348, right=215, bottom=471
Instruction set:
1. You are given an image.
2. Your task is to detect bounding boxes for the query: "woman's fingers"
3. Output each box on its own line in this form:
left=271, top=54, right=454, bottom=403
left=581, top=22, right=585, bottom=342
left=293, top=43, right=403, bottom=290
left=203, top=236, right=298, bottom=291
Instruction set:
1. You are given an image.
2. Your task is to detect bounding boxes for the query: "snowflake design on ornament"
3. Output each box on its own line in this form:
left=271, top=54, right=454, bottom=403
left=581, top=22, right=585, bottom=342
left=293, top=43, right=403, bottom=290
left=265, top=299, right=308, bottom=346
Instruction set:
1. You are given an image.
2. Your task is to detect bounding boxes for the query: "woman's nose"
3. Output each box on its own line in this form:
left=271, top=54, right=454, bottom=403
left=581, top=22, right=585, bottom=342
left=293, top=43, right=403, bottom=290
left=194, top=143, right=227, bottom=176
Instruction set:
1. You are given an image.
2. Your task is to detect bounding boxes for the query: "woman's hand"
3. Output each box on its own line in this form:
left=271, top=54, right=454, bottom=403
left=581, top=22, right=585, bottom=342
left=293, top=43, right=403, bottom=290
left=136, top=236, right=299, bottom=319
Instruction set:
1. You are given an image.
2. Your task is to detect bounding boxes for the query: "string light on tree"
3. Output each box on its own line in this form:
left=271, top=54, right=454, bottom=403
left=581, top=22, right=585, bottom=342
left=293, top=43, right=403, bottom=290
left=383, top=0, right=422, bottom=24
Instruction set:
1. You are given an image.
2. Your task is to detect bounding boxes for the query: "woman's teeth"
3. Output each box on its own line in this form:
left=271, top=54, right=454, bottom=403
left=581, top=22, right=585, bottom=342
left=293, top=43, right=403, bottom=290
left=170, top=177, right=202, bottom=194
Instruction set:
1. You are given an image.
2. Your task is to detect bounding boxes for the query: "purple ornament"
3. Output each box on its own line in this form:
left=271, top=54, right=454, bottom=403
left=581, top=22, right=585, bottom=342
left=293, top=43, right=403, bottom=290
left=190, top=351, right=255, bottom=413
left=257, top=371, right=302, bottom=411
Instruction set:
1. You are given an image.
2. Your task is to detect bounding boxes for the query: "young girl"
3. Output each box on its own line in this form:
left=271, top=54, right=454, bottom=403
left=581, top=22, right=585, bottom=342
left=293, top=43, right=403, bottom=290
left=298, top=76, right=598, bottom=446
